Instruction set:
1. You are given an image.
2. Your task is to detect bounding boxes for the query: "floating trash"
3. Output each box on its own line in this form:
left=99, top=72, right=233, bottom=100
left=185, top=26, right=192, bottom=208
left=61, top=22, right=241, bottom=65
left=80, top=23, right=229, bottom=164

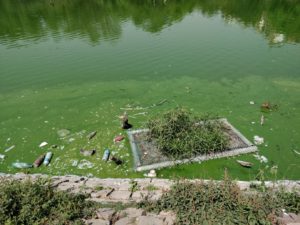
left=71, top=160, right=78, bottom=167
left=253, top=154, right=268, bottom=163
left=57, top=129, right=71, bottom=138
left=254, top=135, right=264, bottom=145
left=39, top=142, right=48, bottom=148
left=77, top=160, right=94, bottom=169
left=4, top=145, right=15, bottom=152
left=114, top=135, right=124, bottom=143
left=0, top=154, right=5, bottom=159
left=87, top=131, right=97, bottom=140
left=68, top=138, right=75, bottom=143
left=80, top=149, right=96, bottom=156
left=12, top=162, right=33, bottom=169
left=293, top=150, right=300, bottom=155
left=144, top=169, right=156, bottom=178
left=43, top=152, right=53, bottom=166
left=236, top=160, right=253, bottom=168
left=111, top=156, right=123, bottom=165
left=102, top=149, right=110, bottom=161
left=34, top=154, right=45, bottom=168
left=249, top=101, right=255, bottom=105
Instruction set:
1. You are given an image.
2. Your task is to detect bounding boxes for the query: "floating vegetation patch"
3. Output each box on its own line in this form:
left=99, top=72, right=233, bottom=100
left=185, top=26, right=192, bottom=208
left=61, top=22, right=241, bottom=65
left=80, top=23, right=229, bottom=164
left=147, top=108, right=229, bottom=159
left=128, top=108, right=257, bottom=171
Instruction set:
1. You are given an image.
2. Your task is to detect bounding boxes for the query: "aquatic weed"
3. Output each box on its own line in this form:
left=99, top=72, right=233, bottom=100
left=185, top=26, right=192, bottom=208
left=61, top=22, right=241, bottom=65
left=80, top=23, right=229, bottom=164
left=147, top=108, right=229, bottom=159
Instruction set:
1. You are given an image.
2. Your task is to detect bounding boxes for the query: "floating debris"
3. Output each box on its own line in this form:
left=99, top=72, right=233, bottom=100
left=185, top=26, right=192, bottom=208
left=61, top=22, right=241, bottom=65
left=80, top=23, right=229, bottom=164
left=77, top=160, right=94, bottom=169
left=249, top=101, right=255, bottom=105
left=254, top=135, right=264, bottom=145
left=253, top=154, right=268, bottom=163
left=34, top=154, right=45, bottom=168
left=87, top=131, right=97, bottom=140
left=261, top=102, right=278, bottom=112
left=260, top=115, right=264, bottom=126
left=293, top=150, right=300, bottom=155
left=12, top=162, right=33, bottom=169
left=0, top=154, right=5, bottom=159
left=111, top=156, right=123, bottom=165
left=43, top=152, right=53, bottom=166
left=57, top=129, right=71, bottom=138
left=236, top=160, right=253, bottom=168
left=4, top=145, right=15, bottom=152
left=114, top=135, right=124, bottom=143
left=120, top=112, right=132, bottom=129
left=102, top=149, right=110, bottom=161
left=39, top=142, right=48, bottom=148
left=80, top=149, right=96, bottom=156
left=51, top=145, right=58, bottom=149
left=71, top=160, right=78, bottom=167
left=144, top=169, right=157, bottom=178
left=68, top=138, right=75, bottom=143
left=270, top=165, right=278, bottom=175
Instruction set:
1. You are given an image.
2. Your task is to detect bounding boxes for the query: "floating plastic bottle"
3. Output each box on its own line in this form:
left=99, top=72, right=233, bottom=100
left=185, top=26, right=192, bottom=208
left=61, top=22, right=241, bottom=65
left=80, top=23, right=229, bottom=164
left=43, top=152, right=53, bottom=166
left=102, top=149, right=110, bottom=161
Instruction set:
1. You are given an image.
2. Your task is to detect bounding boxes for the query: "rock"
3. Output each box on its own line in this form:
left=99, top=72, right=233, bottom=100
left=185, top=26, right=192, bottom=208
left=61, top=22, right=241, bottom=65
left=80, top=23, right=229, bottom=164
left=135, top=216, right=164, bottom=225
left=114, top=217, right=135, bottom=225
left=159, top=211, right=176, bottom=225
left=85, top=218, right=109, bottom=225
left=121, top=208, right=146, bottom=218
left=96, top=208, right=116, bottom=221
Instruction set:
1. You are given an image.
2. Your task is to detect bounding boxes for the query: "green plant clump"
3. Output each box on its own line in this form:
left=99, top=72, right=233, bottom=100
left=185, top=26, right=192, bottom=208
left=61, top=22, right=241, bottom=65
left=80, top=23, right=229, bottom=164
left=147, top=108, right=229, bottom=159
left=0, top=178, right=97, bottom=225
left=139, top=176, right=300, bottom=225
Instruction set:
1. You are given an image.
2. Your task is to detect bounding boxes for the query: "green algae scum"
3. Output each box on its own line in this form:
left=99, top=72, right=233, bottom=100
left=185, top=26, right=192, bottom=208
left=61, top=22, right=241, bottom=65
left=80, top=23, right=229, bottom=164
left=0, top=0, right=300, bottom=180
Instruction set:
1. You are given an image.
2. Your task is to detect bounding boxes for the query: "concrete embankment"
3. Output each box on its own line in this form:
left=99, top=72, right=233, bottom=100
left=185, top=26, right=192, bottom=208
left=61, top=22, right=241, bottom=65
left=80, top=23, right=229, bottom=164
left=1, top=173, right=299, bottom=225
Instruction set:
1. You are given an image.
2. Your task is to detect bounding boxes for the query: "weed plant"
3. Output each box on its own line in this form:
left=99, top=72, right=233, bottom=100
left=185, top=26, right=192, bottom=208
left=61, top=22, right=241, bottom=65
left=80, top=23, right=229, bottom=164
left=0, top=178, right=97, bottom=225
left=139, top=175, right=300, bottom=225
left=147, top=108, right=229, bottom=159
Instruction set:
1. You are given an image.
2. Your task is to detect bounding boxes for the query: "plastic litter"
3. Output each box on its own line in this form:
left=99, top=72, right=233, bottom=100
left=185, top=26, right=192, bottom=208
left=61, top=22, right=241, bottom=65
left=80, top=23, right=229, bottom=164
left=87, top=131, right=97, bottom=140
left=253, top=154, right=268, bottom=163
left=0, top=154, right=5, bottom=159
left=114, top=135, right=124, bottom=143
left=39, top=142, right=48, bottom=148
left=34, top=154, right=45, bottom=167
left=102, top=149, right=110, bottom=161
left=43, top=152, right=53, bottom=166
left=80, top=149, right=96, bottom=156
left=71, top=160, right=78, bottom=167
left=144, top=169, right=156, bottom=178
left=253, top=135, right=264, bottom=145
left=4, top=145, right=15, bottom=152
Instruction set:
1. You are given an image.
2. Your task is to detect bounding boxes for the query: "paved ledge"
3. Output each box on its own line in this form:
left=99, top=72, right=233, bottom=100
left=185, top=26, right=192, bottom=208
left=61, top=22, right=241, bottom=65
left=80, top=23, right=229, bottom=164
left=0, top=173, right=299, bottom=204
left=1, top=173, right=299, bottom=225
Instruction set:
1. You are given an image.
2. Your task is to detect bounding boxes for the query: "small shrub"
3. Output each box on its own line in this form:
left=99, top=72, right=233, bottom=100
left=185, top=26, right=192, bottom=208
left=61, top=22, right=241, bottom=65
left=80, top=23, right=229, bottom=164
left=138, top=176, right=300, bottom=225
left=0, top=178, right=97, bottom=225
left=147, top=108, right=229, bottom=159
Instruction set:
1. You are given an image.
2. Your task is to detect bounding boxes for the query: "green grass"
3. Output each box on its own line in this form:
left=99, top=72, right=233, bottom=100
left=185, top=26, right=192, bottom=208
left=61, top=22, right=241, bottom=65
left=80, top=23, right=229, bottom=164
left=0, top=178, right=97, bottom=225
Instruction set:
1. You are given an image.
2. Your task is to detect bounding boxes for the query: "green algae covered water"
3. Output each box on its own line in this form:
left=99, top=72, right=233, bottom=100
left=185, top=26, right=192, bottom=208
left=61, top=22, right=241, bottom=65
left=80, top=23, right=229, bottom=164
left=1, top=0, right=300, bottom=180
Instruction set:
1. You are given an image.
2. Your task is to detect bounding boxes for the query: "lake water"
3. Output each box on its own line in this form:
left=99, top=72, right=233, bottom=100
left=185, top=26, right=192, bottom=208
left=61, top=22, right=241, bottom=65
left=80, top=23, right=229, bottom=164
left=0, top=0, right=300, bottom=179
